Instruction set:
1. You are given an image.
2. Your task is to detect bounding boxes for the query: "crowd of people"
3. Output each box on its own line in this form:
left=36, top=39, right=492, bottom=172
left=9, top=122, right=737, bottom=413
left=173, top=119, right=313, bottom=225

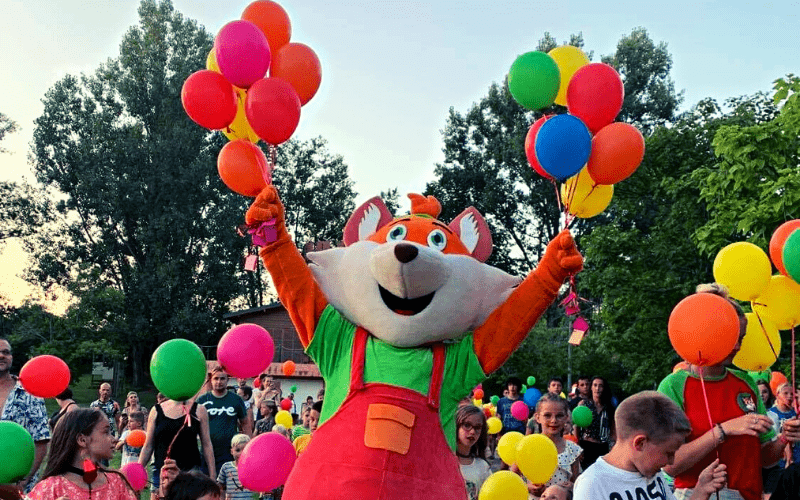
left=3, top=282, right=800, bottom=499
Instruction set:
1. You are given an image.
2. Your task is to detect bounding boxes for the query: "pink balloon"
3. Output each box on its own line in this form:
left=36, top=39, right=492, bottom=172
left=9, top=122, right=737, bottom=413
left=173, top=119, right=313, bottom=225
left=239, top=433, right=296, bottom=492
left=511, top=400, right=529, bottom=421
left=215, top=20, right=271, bottom=89
left=120, top=462, right=148, bottom=491
left=217, top=324, right=274, bottom=379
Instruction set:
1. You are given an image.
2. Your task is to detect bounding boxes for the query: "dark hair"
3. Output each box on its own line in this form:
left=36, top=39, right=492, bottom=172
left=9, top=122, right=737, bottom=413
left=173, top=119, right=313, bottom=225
left=506, top=376, right=522, bottom=390
left=165, top=471, right=221, bottom=500
left=548, top=377, right=563, bottom=386
left=757, top=379, right=776, bottom=408
left=128, top=411, right=145, bottom=424
left=577, top=375, right=591, bottom=383
left=55, top=388, right=73, bottom=400
left=43, top=409, right=134, bottom=493
left=239, top=386, right=252, bottom=399
left=455, top=405, right=488, bottom=460
left=312, top=401, right=323, bottom=413
left=591, top=377, right=614, bottom=408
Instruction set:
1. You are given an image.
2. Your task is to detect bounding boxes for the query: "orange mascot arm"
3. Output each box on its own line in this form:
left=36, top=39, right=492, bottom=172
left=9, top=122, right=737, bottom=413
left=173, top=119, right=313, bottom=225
left=473, top=230, right=583, bottom=374
left=246, top=186, right=328, bottom=348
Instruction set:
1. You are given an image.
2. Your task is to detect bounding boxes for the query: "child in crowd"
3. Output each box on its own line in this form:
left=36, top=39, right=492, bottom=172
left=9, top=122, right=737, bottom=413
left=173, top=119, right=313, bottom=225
left=294, top=401, right=322, bottom=456
left=455, top=405, right=492, bottom=500
left=217, top=434, right=253, bottom=500
left=573, top=391, right=726, bottom=500
left=531, top=393, right=582, bottom=496
left=541, top=484, right=571, bottom=500
left=769, top=383, right=800, bottom=467
left=117, top=410, right=145, bottom=466
left=272, top=424, right=291, bottom=440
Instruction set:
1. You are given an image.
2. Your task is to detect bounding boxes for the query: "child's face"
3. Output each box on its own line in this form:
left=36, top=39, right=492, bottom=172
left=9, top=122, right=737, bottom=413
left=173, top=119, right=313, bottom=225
left=457, top=414, right=484, bottom=450
left=84, top=418, right=117, bottom=461
left=535, top=401, right=567, bottom=437
left=231, top=443, right=246, bottom=462
left=548, top=381, right=563, bottom=394
left=308, top=410, right=320, bottom=431
left=777, top=386, right=793, bottom=406
left=302, top=409, right=311, bottom=427
left=507, top=384, right=520, bottom=398
left=129, top=419, right=143, bottom=430
left=541, top=485, right=568, bottom=500
left=634, top=433, right=685, bottom=478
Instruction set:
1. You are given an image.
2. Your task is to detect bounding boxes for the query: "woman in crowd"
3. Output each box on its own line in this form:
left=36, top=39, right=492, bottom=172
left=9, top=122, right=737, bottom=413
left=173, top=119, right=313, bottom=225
left=658, top=283, right=800, bottom=500
left=49, top=387, right=79, bottom=430
left=575, top=376, right=615, bottom=468
left=29, top=409, right=137, bottom=499
left=119, top=391, right=148, bottom=434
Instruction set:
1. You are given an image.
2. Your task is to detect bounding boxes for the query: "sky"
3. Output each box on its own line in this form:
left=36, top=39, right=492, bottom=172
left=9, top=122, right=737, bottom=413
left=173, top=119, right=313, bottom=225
left=0, top=0, right=797, bottom=309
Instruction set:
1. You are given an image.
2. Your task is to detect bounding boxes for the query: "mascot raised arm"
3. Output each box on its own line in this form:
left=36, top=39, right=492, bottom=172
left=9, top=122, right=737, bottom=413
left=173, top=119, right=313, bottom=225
left=246, top=186, right=583, bottom=499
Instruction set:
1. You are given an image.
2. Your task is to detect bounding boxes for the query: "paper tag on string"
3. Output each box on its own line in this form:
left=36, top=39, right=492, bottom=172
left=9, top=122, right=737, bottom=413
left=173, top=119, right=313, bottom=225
left=244, top=254, right=258, bottom=272
left=569, top=317, right=589, bottom=345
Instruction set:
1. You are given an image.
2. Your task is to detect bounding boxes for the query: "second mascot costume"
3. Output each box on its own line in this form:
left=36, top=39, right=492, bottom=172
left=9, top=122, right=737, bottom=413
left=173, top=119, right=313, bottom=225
left=246, top=186, right=583, bottom=499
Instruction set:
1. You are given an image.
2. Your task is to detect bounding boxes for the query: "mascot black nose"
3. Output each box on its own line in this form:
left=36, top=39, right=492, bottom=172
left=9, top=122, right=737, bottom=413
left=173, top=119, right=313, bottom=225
left=394, top=243, right=418, bottom=263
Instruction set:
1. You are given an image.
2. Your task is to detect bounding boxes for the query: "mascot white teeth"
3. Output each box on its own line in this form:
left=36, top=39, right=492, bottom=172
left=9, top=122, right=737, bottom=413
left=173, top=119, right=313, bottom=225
left=246, top=187, right=582, bottom=499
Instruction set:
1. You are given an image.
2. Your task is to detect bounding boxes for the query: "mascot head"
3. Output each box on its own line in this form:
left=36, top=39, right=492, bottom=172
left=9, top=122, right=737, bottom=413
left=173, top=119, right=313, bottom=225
left=307, top=194, right=521, bottom=347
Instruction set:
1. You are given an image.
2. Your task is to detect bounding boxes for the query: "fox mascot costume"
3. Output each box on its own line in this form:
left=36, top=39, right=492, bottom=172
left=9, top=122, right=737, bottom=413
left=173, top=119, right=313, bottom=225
left=246, top=186, right=583, bottom=499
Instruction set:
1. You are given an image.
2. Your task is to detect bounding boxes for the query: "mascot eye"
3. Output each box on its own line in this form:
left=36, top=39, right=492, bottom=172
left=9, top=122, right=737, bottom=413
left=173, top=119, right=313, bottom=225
left=427, top=229, right=447, bottom=251
left=387, top=224, right=407, bottom=241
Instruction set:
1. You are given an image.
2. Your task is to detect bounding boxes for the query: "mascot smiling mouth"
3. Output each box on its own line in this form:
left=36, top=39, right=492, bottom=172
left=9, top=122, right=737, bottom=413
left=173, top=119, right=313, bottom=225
left=379, top=285, right=435, bottom=316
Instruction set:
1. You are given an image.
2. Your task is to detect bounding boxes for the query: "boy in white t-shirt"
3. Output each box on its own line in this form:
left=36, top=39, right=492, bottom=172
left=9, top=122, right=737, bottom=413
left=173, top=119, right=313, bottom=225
left=574, top=391, right=726, bottom=500
left=116, top=410, right=145, bottom=466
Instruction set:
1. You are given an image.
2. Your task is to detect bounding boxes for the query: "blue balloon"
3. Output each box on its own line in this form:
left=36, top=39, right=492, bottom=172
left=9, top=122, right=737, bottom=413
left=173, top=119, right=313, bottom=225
left=523, top=387, right=542, bottom=407
left=534, top=114, right=592, bottom=181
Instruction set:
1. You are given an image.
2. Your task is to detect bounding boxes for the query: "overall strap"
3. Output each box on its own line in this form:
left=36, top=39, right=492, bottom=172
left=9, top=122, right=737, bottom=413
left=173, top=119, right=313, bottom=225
left=427, top=343, right=446, bottom=409
left=350, top=327, right=370, bottom=392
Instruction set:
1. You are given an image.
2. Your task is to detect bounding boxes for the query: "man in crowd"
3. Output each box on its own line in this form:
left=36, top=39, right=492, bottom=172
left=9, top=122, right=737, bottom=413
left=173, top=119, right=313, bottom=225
left=569, top=375, right=591, bottom=410
left=548, top=377, right=564, bottom=396
left=0, top=338, right=51, bottom=492
left=198, top=366, right=253, bottom=476
left=90, top=382, right=121, bottom=436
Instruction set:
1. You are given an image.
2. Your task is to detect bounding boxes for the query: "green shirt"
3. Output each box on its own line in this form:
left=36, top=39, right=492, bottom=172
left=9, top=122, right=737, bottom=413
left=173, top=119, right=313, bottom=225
left=307, top=305, right=486, bottom=450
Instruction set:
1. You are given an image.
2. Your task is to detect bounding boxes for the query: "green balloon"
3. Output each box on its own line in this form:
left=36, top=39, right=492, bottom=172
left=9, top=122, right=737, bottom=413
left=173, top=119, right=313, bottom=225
left=490, top=395, right=500, bottom=405
left=527, top=376, right=536, bottom=386
left=521, top=384, right=527, bottom=394
left=573, top=405, right=593, bottom=428
left=290, top=385, right=298, bottom=393
left=783, top=229, right=800, bottom=283
left=508, top=51, right=560, bottom=111
left=0, top=421, right=34, bottom=483
left=150, top=339, right=207, bottom=401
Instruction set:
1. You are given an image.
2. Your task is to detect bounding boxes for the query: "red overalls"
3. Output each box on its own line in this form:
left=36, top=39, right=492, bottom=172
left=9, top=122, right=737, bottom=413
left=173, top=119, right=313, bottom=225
left=282, top=327, right=469, bottom=500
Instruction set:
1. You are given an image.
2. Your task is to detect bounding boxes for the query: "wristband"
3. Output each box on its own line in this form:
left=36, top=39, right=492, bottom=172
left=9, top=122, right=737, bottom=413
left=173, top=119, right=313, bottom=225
left=779, top=433, right=790, bottom=445
left=716, top=423, right=726, bottom=444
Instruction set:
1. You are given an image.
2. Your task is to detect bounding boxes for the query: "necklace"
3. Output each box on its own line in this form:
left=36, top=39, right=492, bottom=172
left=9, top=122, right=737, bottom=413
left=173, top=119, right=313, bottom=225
left=456, top=452, right=472, bottom=458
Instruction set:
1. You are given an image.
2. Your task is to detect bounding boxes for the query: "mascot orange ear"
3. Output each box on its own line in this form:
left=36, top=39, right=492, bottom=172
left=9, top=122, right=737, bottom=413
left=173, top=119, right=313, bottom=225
left=449, top=208, right=493, bottom=262
left=407, top=194, right=441, bottom=218
left=343, top=196, right=394, bottom=246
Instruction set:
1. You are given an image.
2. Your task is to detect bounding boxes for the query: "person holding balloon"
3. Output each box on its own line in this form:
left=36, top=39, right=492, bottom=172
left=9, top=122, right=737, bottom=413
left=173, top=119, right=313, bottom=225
left=28, top=408, right=137, bottom=500
left=575, top=377, right=615, bottom=469
left=532, top=393, right=582, bottom=496
left=659, top=284, right=800, bottom=500
left=116, top=411, right=145, bottom=467
left=455, top=405, right=492, bottom=500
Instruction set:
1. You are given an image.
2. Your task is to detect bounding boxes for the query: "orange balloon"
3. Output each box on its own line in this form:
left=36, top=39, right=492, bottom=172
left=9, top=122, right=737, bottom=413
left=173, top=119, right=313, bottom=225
left=770, top=220, right=800, bottom=276
left=217, top=140, right=269, bottom=197
left=473, top=389, right=485, bottom=400
left=668, top=293, right=741, bottom=366
left=586, top=122, right=645, bottom=185
left=282, top=360, right=296, bottom=376
left=770, top=371, right=789, bottom=395
left=242, top=1, right=291, bottom=55
left=270, top=43, right=322, bottom=106
left=564, top=434, right=579, bottom=444
left=126, top=429, right=147, bottom=448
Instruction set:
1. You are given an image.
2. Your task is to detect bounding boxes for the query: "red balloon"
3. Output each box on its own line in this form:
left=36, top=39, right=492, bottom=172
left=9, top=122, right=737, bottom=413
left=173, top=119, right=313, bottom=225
left=567, top=63, right=624, bottom=134
left=253, top=377, right=262, bottom=389
left=270, top=43, right=322, bottom=106
left=217, top=140, right=270, bottom=197
left=181, top=70, right=238, bottom=130
left=473, top=388, right=485, bottom=400
left=245, top=78, right=301, bottom=145
left=282, top=360, right=295, bottom=376
left=19, top=355, right=70, bottom=398
left=242, top=1, right=292, bottom=56
left=668, top=293, right=740, bottom=366
left=524, top=116, right=553, bottom=180
left=770, top=220, right=800, bottom=276
left=280, top=398, right=292, bottom=411
left=586, top=122, right=645, bottom=184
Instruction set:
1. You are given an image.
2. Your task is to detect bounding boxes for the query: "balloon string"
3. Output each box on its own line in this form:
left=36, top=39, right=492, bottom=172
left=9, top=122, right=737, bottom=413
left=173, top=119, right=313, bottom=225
left=165, top=402, right=192, bottom=459
left=793, top=326, right=798, bottom=414
left=697, top=360, right=722, bottom=500
left=753, top=310, right=779, bottom=359
left=260, top=144, right=276, bottom=185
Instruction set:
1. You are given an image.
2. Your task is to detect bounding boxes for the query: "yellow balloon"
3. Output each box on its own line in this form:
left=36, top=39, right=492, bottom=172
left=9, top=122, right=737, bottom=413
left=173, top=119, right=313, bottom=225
left=713, top=242, right=771, bottom=301
left=515, top=434, right=558, bottom=484
left=221, top=88, right=261, bottom=143
left=733, top=313, right=781, bottom=371
left=486, top=416, right=503, bottom=435
left=752, top=275, right=800, bottom=330
left=478, top=471, right=528, bottom=500
left=497, top=431, right=524, bottom=466
left=206, top=48, right=220, bottom=73
left=560, top=168, right=613, bottom=218
left=548, top=45, right=590, bottom=106
left=275, top=410, right=293, bottom=428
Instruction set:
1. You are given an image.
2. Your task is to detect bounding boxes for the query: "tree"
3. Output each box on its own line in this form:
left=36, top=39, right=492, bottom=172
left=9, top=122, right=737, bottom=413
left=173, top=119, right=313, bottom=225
left=27, top=0, right=252, bottom=385
left=0, top=182, right=51, bottom=247
left=0, top=112, right=17, bottom=153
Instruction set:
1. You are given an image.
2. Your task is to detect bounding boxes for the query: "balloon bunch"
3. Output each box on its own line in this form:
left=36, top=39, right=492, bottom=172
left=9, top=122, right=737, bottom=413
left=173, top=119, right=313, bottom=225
left=480, top=433, right=558, bottom=500
left=181, top=0, right=322, bottom=199
left=509, top=46, right=645, bottom=221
